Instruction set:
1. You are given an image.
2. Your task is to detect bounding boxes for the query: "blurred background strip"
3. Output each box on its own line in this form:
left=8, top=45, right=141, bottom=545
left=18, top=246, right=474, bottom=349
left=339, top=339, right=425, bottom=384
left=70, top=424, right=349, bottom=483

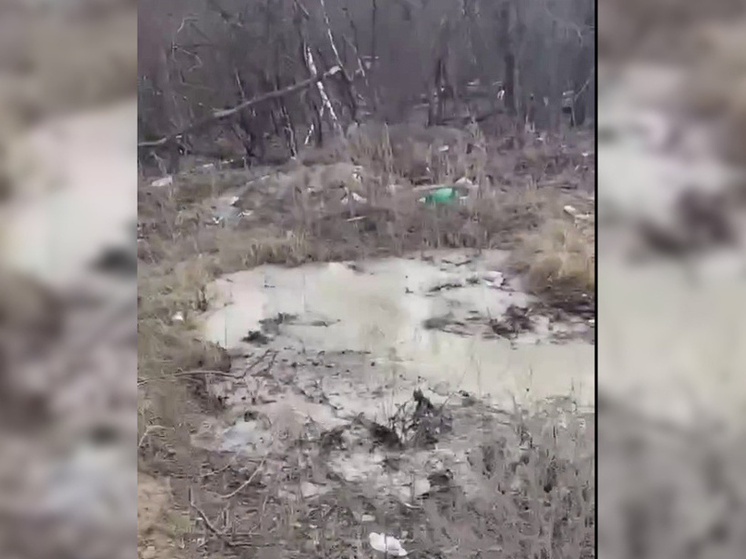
left=0, top=1, right=136, bottom=558
left=598, top=0, right=746, bottom=558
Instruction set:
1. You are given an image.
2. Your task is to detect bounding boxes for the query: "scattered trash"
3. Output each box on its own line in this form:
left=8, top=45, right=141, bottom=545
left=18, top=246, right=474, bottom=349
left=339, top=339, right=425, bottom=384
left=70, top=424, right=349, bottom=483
left=455, top=177, right=477, bottom=189
left=171, top=312, right=185, bottom=323
left=563, top=204, right=593, bottom=222
left=417, top=178, right=476, bottom=205
left=361, top=514, right=376, bottom=523
left=420, top=187, right=458, bottom=205
left=352, top=166, right=364, bottom=183
left=437, top=145, right=450, bottom=152
left=341, top=191, right=367, bottom=206
left=369, top=533, right=408, bottom=557
left=229, top=196, right=240, bottom=206
left=150, top=175, right=173, bottom=188
left=481, top=270, right=505, bottom=287
left=563, top=204, right=580, bottom=217
left=299, top=481, right=329, bottom=500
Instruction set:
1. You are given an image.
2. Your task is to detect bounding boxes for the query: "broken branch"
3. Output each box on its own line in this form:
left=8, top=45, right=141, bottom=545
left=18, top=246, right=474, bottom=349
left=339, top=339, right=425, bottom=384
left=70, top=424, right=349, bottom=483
left=138, top=66, right=342, bottom=148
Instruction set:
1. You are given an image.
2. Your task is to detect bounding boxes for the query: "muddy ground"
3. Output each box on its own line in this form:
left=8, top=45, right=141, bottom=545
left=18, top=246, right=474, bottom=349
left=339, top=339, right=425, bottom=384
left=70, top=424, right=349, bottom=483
left=137, top=124, right=595, bottom=559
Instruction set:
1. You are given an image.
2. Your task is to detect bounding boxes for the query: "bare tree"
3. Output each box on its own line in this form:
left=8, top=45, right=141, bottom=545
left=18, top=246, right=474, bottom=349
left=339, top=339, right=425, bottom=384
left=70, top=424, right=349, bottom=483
left=137, top=0, right=595, bottom=169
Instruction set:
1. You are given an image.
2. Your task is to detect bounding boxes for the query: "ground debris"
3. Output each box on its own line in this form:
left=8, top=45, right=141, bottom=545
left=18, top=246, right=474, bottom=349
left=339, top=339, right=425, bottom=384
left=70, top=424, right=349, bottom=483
left=259, top=312, right=298, bottom=335
left=241, top=330, right=271, bottom=345
left=387, top=389, right=454, bottom=449
left=428, top=281, right=465, bottom=293
left=359, top=416, right=404, bottom=450
left=422, top=314, right=452, bottom=330
left=319, top=425, right=348, bottom=453
left=489, top=304, right=533, bottom=339
left=540, top=291, right=596, bottom=322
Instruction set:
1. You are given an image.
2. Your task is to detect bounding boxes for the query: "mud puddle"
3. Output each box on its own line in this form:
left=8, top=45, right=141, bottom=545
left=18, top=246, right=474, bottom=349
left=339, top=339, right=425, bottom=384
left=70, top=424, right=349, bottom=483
left=191, top=345, right=591, bottom=507
left=201, top=250, right=594, bottom=409
left=189, top=251, right=594, bottom=507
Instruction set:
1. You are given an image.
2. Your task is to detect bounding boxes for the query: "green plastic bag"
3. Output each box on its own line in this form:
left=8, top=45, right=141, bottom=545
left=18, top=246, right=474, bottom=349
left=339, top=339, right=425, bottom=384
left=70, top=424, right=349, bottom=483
left=422, top=187, right=458, bottom=205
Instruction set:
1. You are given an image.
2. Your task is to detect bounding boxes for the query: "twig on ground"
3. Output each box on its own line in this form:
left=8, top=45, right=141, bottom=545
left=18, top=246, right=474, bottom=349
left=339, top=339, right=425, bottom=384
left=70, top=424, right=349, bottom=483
left=190, top=500, right=236, bottom=547
left=138, top=425, right=166, bottom=448
left=137, top=369, right=240, bottom=386
left=218, top=457, right=267, bottom=500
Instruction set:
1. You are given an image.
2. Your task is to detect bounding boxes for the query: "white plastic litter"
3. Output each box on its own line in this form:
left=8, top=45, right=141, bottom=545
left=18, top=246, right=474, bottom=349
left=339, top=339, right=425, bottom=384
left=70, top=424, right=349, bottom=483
left=563, top=204, right=593, bottom=222
left=455, top=176, right=476, bottom=189
left=341, top=191, right=367, bottom=206
left=150, top=175, right=173, bottom=188
left=369, top=532, right=408, bottom=556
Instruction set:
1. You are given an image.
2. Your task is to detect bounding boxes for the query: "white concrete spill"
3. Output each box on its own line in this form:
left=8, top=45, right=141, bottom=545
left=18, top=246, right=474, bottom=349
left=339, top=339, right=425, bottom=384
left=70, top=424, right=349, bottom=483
left=369, top=533, right=408, bottom=556
left=200, top=252, right=595, bottom=410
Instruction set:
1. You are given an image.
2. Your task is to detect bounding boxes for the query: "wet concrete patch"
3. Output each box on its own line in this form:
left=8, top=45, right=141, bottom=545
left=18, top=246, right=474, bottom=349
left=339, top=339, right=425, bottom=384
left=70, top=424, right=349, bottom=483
left=200, top=251, right=594, bottom=408
left=190, top=345, right=591, bottom=508
left=190, top=250, right=594, bottom=512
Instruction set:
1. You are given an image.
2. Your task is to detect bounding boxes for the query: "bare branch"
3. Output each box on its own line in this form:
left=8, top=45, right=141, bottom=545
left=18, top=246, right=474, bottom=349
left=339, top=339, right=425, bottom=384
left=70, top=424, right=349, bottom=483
left=138, top=66, right=342, bottom=148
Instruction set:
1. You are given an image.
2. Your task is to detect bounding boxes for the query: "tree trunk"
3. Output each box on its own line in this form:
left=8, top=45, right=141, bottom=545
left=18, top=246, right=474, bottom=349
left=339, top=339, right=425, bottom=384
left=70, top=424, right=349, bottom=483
left=370, top=0, right=378, bottom=70
left=498, top=2, right=515, bottom=115
left=319, top=0, right=359, bottom=123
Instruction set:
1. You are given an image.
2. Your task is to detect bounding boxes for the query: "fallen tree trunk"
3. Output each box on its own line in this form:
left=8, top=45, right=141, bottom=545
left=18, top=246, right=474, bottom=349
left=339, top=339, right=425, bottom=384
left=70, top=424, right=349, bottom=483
left=138, top=66, right=342, bottom=148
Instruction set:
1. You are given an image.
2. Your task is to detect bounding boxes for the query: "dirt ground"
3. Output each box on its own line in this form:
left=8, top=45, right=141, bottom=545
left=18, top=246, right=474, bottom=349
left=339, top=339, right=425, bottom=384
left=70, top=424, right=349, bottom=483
left=137, top=122, right=596, bottom=559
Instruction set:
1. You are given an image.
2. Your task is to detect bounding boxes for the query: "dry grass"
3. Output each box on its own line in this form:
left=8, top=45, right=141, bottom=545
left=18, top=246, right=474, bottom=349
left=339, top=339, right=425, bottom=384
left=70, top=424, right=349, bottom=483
left=137, top=122, right=595, bottom=412
left=178, top=398, right=594, bottom=559
left=511, top=217, right=596, bottom=295
left=137, top=122, right=595, bottom=559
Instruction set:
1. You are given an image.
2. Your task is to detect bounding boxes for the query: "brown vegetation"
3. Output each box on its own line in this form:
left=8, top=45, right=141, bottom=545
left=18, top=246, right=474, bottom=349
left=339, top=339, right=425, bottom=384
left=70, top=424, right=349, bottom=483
left=138, top=122, right=595, bottom=558
left=137, top=1, right=595, bottom=557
